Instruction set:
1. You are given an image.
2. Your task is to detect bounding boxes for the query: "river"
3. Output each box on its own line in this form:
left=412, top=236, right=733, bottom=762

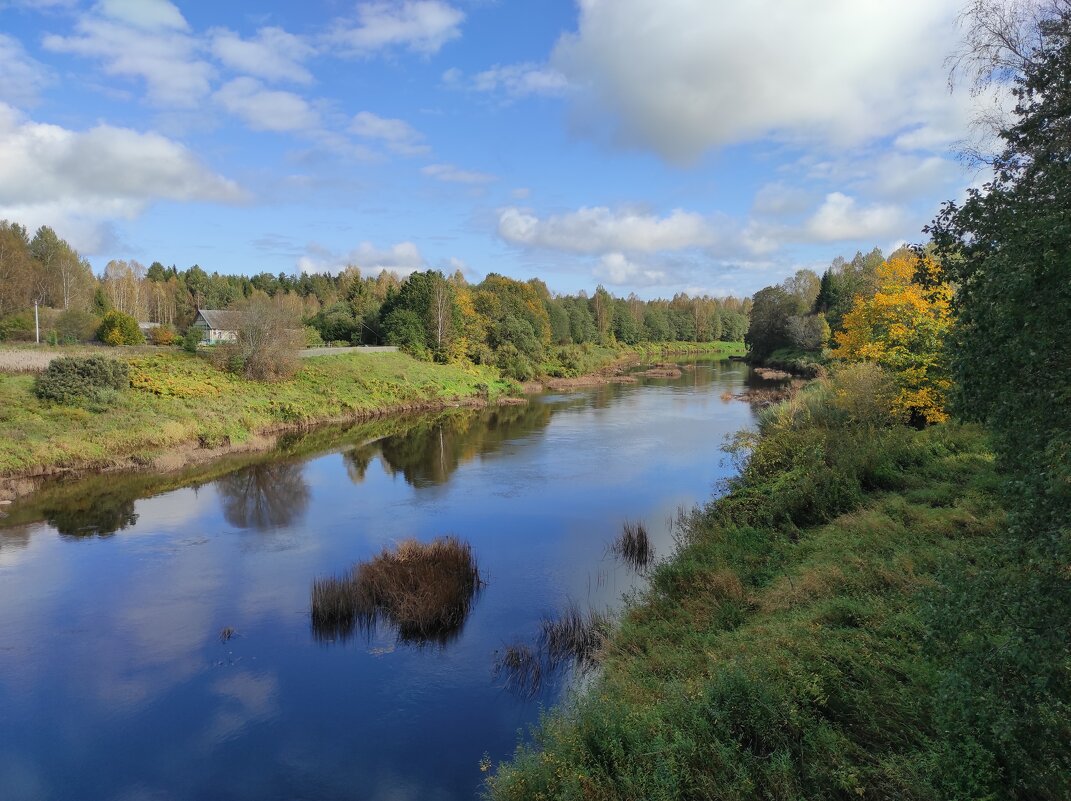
left=0, top=358, right=767, bottom=801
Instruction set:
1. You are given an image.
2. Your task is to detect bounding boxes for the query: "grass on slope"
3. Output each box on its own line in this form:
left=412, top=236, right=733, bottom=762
left=487, top=371, right=1031, bottom=801
left=0, top=350, right=513, bottom=475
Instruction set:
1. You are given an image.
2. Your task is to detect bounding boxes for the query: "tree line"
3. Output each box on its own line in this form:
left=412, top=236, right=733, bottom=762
left=0, top=223, right=750, bottom=378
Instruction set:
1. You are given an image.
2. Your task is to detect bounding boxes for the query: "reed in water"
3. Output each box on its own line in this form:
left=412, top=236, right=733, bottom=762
left=311, top=536, right=482, bottom=645
left=610, top=520, right=655, bottom=571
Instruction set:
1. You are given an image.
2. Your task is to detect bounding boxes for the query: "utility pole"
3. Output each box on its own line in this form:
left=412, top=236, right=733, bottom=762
left=34, top=300, right=39, bottom=345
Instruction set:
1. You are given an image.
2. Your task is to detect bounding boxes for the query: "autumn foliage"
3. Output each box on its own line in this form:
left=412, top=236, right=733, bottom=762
left=833, top=253, right=952, bottom=424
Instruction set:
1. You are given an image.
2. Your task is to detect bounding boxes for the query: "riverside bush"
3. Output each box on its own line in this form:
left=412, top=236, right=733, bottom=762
left=33, top=356, right=129, bottom=406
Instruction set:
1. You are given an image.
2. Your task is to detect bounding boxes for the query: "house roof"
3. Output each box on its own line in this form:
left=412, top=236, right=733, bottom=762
left=196, top=309, right=243, bottom=330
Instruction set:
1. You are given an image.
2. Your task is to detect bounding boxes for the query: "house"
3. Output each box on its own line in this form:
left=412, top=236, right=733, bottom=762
left=191, top=309, right=242, bottom=344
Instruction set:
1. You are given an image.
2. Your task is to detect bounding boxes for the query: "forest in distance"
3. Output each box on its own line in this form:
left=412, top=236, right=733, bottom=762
left=0, top=209, right=919, bottom=385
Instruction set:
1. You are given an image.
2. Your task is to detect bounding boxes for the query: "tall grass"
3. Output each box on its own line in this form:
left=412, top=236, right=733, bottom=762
left=610, top=520, right=654, bottom=571
left=486, top=369, right=1027, bottom=800
left=493, top=644, right=543, bottom=699
left=495, top=603, right=612, bottom=697
left=311, top=536, right=482, bottom=645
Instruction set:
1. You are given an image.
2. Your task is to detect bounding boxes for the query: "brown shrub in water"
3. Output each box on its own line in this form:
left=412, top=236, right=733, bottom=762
left=311, top=536, right=482, bottom=645
left=639, top=363, right=683, bottom=378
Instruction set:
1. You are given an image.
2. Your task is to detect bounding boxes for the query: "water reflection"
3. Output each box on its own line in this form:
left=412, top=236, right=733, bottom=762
left=44, top=489, right=138, bottom=537
left=0, top=358, right=760, bottom=801
left=217, top=462, right=310, bottom=531
left=0, top=523, right=30, bottom=555
left=344, top=402, right=554, bottom=488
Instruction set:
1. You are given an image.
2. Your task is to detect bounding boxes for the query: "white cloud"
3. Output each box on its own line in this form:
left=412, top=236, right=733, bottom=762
left=0, top=102, right=243, bottom=252
left=497, top=206, right=719, bottom=254
left=0, top=34, right=50, bottom=107
left=96, top=0, right=188, bottom=30
left=594, top=253, right=666, bottom=287
left=350, top=111, right=428, bottom=156
left=328, top=1, right=464, bottom=56
left=804, top=192, right=907, bottom=242
left=752, top=182, right=814, bottom=218
left=43, top=2, right=212, bottom=107
left=214, top=77, right=320, bottom=132
left=298, top=240, right=427, bottom=276
left=443, top=62, right=569, bottom=98
left=209, top=27, right=316, bottom=85
left=868, top=153, right=957, bottom=201
left=3, top=0, right=79, bottom=7
left=550, top=0, right=963, bottom=162
left=422, top=163, right=496, bottom=184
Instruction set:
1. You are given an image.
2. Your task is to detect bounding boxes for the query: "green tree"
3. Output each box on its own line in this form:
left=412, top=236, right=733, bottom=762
left=643, top=307, right=672, bottom=341
left=720, top=310, right=748, bottom=342
left=925, top=4, right=1071, bottom=795
left=929, top=4, right=1071, bottom=524
left=745, top=286, right=798, bottom=360
left=781, top=269, right=821, bottom=312
left=612, top=299, right=640, bottom=345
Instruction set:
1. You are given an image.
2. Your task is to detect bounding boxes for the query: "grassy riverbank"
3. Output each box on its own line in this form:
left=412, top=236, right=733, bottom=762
left=0, top=350, right=514, bottom=479
left=0, top=341, right=743, bottom=484
left=487, top=369, right=1067, bottom=800
left=540, top=341, right=744, bottom=378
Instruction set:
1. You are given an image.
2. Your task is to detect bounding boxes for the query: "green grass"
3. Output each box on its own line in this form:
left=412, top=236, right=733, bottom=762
left=0, top=350, right=513, bottom=476
left=540, top=341, right=744, bottom=378
left=486, top=377, right=1062, bottom=800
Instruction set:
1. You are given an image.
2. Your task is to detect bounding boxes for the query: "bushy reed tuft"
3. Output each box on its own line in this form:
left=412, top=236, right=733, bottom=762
left=311, top=536, right=482, bottom=645
left=539, top=602, right=611, bottom=671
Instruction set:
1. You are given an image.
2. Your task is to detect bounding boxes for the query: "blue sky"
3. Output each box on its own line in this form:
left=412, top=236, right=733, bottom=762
left=0, top=0, right=988, bottom=297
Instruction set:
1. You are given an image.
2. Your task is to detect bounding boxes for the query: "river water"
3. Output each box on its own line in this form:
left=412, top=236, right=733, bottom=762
left=0, top=358, right=764, bottom=801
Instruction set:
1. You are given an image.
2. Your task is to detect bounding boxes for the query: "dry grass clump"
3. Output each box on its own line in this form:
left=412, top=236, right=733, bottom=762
left=754, top=367, right=793, bottom=380
left=611, top=520, right=655, bottom=571
left=311, top=536, right=482, bottom=645
left=737, top=380, right=805, bottom=410
left=0, top=348, right=57, bottom=374
left=639, top=363, right=684, bottom=378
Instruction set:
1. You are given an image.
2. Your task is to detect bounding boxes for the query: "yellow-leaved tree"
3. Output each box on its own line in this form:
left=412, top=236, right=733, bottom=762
left=833, top=252, right=952, bottom=424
